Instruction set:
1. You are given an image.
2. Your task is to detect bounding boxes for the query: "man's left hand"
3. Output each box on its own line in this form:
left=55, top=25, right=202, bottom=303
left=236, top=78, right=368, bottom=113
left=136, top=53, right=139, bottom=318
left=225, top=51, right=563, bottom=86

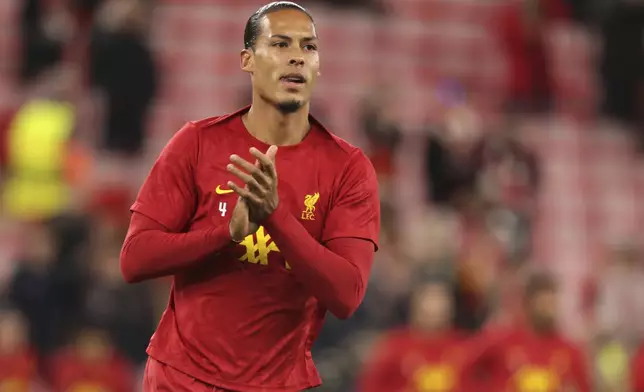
left=227, top=145, right=279, bottom=222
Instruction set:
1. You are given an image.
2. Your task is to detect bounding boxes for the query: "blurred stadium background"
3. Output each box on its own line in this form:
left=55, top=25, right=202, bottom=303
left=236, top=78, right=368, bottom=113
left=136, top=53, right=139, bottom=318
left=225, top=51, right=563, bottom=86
left=0, top=0, right=643, bottom=390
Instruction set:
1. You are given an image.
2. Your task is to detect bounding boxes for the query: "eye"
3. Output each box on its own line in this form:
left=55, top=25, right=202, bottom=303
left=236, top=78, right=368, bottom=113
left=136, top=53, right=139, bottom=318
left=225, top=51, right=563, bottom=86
left=304, top=44, right=318, bottom=51
left=272, top=42, right=288, bottom=48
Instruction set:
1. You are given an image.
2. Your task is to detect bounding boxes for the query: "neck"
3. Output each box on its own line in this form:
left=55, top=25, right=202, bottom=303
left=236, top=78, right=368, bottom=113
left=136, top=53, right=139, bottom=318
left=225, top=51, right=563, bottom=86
left=529, top=322, right=555, bottom=336
left=243, top=95, right=311, bottom=146
left=413, top=324, right=450, bottom=337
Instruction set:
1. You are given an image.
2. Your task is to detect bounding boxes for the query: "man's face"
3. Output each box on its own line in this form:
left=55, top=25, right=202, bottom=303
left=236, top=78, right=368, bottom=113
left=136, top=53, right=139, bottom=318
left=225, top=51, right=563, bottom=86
left=0, top=312, right=27, bottom=353
left=412, top=282, right=453, bottom=331
left=241, top=9, right=320, bottom=112
left=529, top=289, right=557, bottom=331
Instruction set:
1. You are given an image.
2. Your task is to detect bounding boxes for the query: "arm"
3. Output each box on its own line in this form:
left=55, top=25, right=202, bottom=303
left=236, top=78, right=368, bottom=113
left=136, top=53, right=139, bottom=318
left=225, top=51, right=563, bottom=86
left=264, top=150, right=380, bottom=319
left=120, top=212, right=231, bottom=283
left=120, top=122, right=233, bottom=283
left=264, top=207, right=375, bottom=319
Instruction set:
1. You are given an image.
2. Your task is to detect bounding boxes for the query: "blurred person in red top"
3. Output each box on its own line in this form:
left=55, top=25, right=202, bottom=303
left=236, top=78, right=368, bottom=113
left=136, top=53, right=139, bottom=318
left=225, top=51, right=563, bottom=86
left=47, top=325, right=135, bottom=392
left=359, top=277, right=472, bottom=392
left=496, top=0, right=569, bottom=112
left=120, top=2, right=380, bottom=391
left=0, top=308, right=41, bottom=391
left=482, top=272, right=591, bottom=392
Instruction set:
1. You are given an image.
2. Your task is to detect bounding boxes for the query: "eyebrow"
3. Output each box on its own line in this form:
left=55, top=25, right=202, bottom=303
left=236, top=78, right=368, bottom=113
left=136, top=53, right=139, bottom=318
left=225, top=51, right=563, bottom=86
left=270, top=34, right=318, bottom=42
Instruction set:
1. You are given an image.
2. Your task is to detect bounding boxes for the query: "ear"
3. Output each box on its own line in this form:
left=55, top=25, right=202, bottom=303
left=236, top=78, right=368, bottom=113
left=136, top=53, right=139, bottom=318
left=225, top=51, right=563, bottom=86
left=240, top=49, right=253, bottom=73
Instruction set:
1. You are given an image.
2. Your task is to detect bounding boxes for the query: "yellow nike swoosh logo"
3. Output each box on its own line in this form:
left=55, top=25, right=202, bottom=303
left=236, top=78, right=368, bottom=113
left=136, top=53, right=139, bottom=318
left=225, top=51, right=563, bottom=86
left=215, top=185, right=234, bottom=195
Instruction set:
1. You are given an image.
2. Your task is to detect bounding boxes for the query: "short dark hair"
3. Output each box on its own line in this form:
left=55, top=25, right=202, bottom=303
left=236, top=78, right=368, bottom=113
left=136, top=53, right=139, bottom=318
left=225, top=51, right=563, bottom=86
left=243, top=1, right=314, bottom=50
left=524, top=271, right=557, bottom=300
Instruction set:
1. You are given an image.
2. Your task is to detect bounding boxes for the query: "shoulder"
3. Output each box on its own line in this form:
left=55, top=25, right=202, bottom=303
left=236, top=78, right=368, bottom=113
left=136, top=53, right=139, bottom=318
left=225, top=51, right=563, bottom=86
left=190, top=112, right=236, bottom=130
left=316, top=124, right=368, bottom=161
left=172, top=107, right=248, bottom=151
left=318, top=130, right=376, bottom=180
left=188, top=108, right=245, bottom=134
left=185, top=105, right=250, bottom=133
left=374, top=328, right=414, bottom=352
left=554, top=336, right=585, bottom=361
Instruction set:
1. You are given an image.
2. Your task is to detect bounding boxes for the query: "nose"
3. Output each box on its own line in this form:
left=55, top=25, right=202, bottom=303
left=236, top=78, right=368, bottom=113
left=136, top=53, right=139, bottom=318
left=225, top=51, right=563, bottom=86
left=289, top=57, right=304, bottom=67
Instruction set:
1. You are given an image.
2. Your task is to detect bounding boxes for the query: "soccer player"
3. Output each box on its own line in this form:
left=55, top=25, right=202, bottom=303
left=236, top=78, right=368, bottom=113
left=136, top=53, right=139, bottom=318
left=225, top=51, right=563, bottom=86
left=119, top=2, right=380, bottom=391
left=482, top=272, right=591, bottom=392
left=358, top=278, right=472, bottom=392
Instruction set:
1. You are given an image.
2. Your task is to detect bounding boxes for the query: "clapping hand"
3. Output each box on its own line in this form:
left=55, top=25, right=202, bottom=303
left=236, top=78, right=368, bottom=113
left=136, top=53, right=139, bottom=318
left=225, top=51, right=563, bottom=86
left=227, top=146, right=279, bottom=223
left=228, top=195, right=258, bottom=242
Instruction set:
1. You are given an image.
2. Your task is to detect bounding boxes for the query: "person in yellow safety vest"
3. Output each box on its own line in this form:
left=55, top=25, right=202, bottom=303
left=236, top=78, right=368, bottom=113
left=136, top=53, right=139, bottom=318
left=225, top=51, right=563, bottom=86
left=2, top=96, right=76, bottom=220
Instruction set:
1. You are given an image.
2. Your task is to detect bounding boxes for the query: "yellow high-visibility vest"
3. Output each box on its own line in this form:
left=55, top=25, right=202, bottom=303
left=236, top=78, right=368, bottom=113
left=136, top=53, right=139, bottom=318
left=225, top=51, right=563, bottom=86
left=2, top=99, right=75, bottom=220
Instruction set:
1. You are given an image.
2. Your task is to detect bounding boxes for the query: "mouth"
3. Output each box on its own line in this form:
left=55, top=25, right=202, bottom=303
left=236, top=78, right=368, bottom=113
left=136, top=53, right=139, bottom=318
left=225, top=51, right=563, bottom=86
left=280, top=73, right=306, bottom=88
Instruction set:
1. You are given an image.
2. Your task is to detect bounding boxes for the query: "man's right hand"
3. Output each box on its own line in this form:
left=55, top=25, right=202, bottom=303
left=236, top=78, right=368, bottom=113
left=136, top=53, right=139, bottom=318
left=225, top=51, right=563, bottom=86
left=229, top=196, right=259, bottom=242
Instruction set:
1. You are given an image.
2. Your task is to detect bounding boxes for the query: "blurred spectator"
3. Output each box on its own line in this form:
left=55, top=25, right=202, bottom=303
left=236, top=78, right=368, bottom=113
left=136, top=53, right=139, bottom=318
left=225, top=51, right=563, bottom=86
left=83, top=243, right=155, bottom=366
left=594, top=338, right=630, bottom=392
left=482, top=272, right=591, bottom=391
left=89, top=0, right=157, bottom=157
left=358, top=277, right=473, bottom=392
left=1, top=65, right=77, bottom=221
left=0, top=308, right=42, bottom=390
left=47, top=325, right=135, bottom=392
left=360, top=86, right=402, bottom=200
left=496, top=0, right=569, bottom=113
left=7, top=222, right=67, bottom=356
left=20, top=0, right=74, bottom=84
left=475, top=120, right=540, bottom=263
left=599, top=1, right=644, bottom=149
left=424, top=105, right=482, bottom=210
left=594, top=241, right=644, bottom=346
left=454, top=216, right=504, bottom=332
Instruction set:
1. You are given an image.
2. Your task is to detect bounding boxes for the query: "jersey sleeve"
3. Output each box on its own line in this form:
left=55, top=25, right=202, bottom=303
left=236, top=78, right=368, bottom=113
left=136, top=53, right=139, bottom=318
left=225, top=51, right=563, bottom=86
left=322, top=149, right=380, bottom=250
left=131, top=122, right=199, bottom=232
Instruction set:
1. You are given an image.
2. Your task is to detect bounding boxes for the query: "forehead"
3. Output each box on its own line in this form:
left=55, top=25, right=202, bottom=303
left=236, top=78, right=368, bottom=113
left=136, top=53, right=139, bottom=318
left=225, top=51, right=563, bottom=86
left=417, top=283, right=450, bottom=300
left=259, top=9, right=317, bottom=39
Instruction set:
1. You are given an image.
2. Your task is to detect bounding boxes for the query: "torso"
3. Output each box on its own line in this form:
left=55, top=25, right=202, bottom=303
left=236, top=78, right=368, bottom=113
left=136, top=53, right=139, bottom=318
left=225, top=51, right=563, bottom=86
left=497, top=330, right=580, bottom=392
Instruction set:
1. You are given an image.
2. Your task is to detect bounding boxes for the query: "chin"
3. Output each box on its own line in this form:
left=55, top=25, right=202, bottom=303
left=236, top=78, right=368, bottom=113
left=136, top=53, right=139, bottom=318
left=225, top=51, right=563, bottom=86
left=275, top=99, right=304, bottom=114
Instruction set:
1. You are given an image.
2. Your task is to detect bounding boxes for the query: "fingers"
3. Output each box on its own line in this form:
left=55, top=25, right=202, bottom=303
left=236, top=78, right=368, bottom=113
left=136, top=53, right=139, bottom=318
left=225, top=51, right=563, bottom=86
left=228, top=181, right=263, bottom=205
left=229, top=154, right=271, bottom=188
left=265, top=145, right=278, bottom=161
left=227, top=163, right=267, bottom=195
left=249, top=147, right=278, bottom=179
